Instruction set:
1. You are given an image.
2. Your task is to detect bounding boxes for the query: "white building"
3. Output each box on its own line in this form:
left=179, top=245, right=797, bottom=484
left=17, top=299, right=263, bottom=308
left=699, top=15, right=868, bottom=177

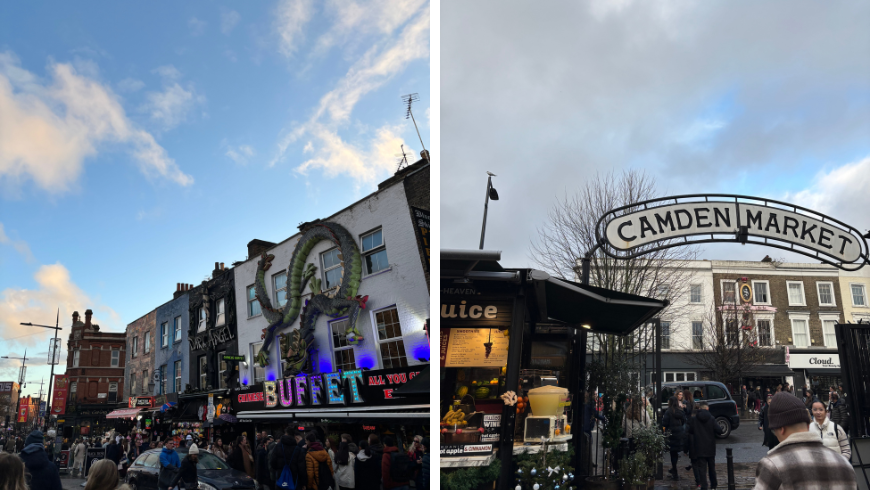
left=233, top=159, right=430, bottom=386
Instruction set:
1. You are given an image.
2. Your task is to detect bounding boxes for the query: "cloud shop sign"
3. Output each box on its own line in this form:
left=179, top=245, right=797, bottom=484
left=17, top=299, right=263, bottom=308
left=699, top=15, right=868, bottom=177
left=598, top=195, right=869, bottom=269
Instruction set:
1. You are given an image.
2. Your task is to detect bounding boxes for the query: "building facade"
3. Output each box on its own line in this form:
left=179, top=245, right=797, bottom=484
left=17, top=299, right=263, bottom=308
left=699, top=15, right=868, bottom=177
left=124, top=310, right=156, bottom=400
left=64, top=309, right=127, bottom=435
left=0, top=381, right=20, bottom=429
left=839, top=266, right=870, bottom=324
left=187, top=264, right=238, bottom=393
left=154, top=285, right=192, bottom=396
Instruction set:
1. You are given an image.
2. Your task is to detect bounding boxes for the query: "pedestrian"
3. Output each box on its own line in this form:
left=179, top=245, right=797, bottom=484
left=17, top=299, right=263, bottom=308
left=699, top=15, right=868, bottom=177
left=810, top=401, right=851, bottom=461
left=325, top=437, right=338, bottom=472
left=741, top=385, right=748, bottom=412
left=305, top=432, right=335, bottom=490
left=748, top=388, right=757, bottom=414
left=681, top=389, right=694, bottom=417
left=354, top=441, right=379, bottom=490
left=622, top=397, right=650, bottom=440
left=18, top=430, right=62, bottom=490
left=758, top=393, right=778, bottom=451
left=381, top=436, right=411, bottom=490
left=683, top=403, right=699, bottom=485
left=270, top=428, right=302, bottom=489
left=0, top=452, right=28, bottom=490
left=754, top=392, right=855, bottom=489
left=3, top=436, right=14, bottom=453
left=168, top=444, right=199, bottom=490
left=85, top=459, right=132, bottom=490
left=15, top=436, right=24, bottom=453
left=803, top=389, right=818, bottom=416
left=583, top=391, right=606, bottom=435
left=210, top=438, right=227, bottom=461
left=755, top=387, right=762, bottom=412
left=256, top=436, right=275, bottom=490
left=158, top=439, right=182, bottom=490
left=239, top=435, right=255, bottom=478
left=419, top=438, right=429, bottom=490
left=334, top=434, right=355, bottom=490
left=105, top=435, right=122, bottom=465
left=827, top=393, right=850, bottom=434
left=661, top=396, right=687, bottom=481
left=688, top=402, right=724, bottom=490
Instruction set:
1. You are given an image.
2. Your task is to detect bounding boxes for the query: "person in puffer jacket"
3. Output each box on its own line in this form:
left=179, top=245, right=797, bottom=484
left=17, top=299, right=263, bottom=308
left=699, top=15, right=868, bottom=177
left=354, top=441, right=380, bottom=490
left=18, top=430, right=62, bottom=490
left=305, top=433, right=334, bottom=490
left=159, top=440, right=182, bottom=490
left=811, top=401, right=851, bottom=460
left=827, top=393, right=850, bottom=433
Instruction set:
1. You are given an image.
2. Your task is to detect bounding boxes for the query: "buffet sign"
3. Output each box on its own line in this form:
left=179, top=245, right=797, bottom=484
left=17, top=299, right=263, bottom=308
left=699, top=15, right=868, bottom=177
left=440, top=328, right=509, bottom=367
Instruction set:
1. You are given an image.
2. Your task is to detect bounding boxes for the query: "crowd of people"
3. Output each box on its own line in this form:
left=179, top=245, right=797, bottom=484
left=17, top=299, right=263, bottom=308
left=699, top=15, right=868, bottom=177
left=0, top=427, right=429, bottom=490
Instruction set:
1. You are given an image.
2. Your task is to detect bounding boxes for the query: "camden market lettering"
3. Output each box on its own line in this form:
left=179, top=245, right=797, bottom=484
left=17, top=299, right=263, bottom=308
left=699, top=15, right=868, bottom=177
left=231, top=366, right=425, bottom=411
left=604, top=201, right=863, bottom=263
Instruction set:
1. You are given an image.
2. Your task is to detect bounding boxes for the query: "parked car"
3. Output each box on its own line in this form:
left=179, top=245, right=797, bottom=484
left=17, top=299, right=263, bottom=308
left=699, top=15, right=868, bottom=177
left=125, top=448, right=255, bottom=490
left=658, top=381, right=740, bottom=438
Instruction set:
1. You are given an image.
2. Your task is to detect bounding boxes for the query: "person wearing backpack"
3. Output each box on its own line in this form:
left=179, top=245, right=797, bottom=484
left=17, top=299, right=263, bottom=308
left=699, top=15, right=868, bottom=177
left=271, top=428, right=301, bottom=490
left=158, top=440, right=182, bottom=490
left=305, top=432, right=335, bottom=490
left=381, top=436, right=411, bottom=490
left=257, top=436, right=275, bottom=490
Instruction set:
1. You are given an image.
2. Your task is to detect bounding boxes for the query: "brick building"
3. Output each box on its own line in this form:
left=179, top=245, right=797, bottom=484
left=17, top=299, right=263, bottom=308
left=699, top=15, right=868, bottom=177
left=0, top=381, right=20, bottom=429
left=124, top=309, right=156, bottom=400
left=64, top=309, right=127, bottom=435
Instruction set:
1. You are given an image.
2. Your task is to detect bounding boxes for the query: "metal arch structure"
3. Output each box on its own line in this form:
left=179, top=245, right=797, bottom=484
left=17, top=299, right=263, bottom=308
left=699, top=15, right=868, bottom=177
left=592, top=193, right=870, bottom=271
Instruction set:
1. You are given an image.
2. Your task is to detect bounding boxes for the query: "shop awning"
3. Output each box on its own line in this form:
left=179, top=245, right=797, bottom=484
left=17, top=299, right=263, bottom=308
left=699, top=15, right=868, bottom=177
left=743, top=364, right=795, bottom=377
left=236, top=404, right=429, bottom=419
left=161, top=402, right=177, bottom=412
left=106, top=408, right=144, bottom=419
left=539, top=276, right=667, bottom=335
left=392, top=366, right=429, bottom=395
left=804, top=368, right=842, bottom=377
left=441, top=249, right=506, bottom=277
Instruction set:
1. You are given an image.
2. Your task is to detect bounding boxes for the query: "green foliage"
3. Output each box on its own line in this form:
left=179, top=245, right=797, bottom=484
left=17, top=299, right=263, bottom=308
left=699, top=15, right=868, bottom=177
left=513, top=449, right=575, bottom=490
left=618, top=456, right=647, bottom=485
left=441, top=458, right=501, bottom=490
left=631, top=424, right=668, bottom=480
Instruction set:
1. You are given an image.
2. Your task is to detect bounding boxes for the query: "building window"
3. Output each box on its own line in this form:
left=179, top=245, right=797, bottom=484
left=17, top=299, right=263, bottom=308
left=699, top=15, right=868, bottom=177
left=791, top=318, right=809, bottom=347
left=692, top=321, right=703, bottom=350
left=131, top=373, right=137, bottom=395
left=361, top=229, right=389, bottom=275
left=656, top=285, right=669, bottom=300
left=374, top=307, right=408, bottom=368
left=218, top=351, right=227, bottom=389
left=690, top=285, right=702, bottom=304
left=817, top=282, right=836, bottom=306
left=199, top=356, right=208, bottom=389
left=726, top=320, right=738, bottom=346
left=273, top=273, right=288, bottom=307
left=132, top=337, right=138, bottom=358
left=757, top=320, right=772, bottom=346
left=247, top=285, right=261, bottom=317
left=145, top=332, right=151, bottom=353
left=823, top=319, right=837, bottom=347
left=174, top=360, right=182, bottom=393
left=73, top=350, right=80, bottom=367
left=722, top=282, right=736, bottom=304
left=852, top=284, right=867, bottom=307
left=752, top=281, right=770, bottom=305
left=197, top=307, right=207, bottom=333
left=142, top=370, right=149, bottom=395
left=161, top=322, right=168, bottom=347
left=216, top=298, right=225, bottom=327
left=174, top=316, right=182, bottom=342
left=321, top=248, right=344, bottom=290
left=70, top=382, right=77, bottom=395
left=251, top=342, right=265, bottom=383
left=111, top=349, right=120, bottom=367
left=330, top=318, right=357, bottom=371
left=787, top=281, right=806, bottom=306
left=661, top=321, right=671, bottom=349
left=109, top=382, right=118, bottom=403
left=159, top=365, right=167, bottom=395
left=664, top=372, right=697, bottom=383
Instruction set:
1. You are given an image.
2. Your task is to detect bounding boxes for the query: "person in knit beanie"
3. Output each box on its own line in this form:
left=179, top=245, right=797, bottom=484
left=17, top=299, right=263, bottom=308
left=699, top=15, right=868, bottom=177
left=753, top=392, right=855, bottom=489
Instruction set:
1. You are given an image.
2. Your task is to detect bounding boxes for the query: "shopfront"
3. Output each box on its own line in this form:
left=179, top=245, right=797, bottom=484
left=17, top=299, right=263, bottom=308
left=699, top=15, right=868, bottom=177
left=229, top=365, right=429, bottom=450
left=788, top=350, right=841, bottom=401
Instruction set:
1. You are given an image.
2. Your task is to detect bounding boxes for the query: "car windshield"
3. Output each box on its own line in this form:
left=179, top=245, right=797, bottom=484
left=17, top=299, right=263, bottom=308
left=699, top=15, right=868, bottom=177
left=176, top=452, right=228, bottom=470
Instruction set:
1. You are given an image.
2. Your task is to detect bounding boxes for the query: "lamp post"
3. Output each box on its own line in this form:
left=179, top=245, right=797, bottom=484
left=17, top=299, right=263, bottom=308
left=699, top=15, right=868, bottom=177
left=479, top=172, right=499, bottom=249
left=2, top=351, right=29, bottom=433
left=20, top=309, right=63, bottom=431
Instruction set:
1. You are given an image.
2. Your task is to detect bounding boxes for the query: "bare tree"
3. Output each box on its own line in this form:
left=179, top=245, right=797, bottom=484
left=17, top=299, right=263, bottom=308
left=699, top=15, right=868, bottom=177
left=529, top=170, right=700, bottom=349
left=680, top=297, right=768, bottom=388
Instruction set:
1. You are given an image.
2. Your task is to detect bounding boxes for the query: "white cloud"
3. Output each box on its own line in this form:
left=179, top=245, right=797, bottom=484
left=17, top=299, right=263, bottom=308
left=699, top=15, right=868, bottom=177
left=785, top=156, right=870, bottom=232
left=312, top=0, right=426, bottom=55
left=117, top=78, right=145, bottom=92
left=189, top=17, right=207, bottom=37
left=0, top=222, right=35, bottom=263
left=226, top=144, right=256, bottom=165
left=0, top=263, right=122, bottom=344
left=0, top=51, right=193, bottom=193
left=153, top=65, right=182, bottom=81
left=142, top=65, right=205, bottom=130
left=275, top=0, right=315, bottom=57
left=221, top=9, right=241, bottom=35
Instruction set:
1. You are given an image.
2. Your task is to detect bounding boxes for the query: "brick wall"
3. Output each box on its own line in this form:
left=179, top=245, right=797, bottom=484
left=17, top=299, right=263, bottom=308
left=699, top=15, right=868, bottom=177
left=124, top=310, right=157, bottom=399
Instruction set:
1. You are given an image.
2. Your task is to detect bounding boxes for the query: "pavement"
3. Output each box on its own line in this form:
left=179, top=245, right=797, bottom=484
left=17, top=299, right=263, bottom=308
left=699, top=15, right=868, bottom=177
left=60, top=473, right=87, bottom=490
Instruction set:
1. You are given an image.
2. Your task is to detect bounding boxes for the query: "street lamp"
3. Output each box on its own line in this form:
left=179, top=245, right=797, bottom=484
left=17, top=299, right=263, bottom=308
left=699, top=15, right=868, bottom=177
left=479, top=172, right=499, bottom=250
left=20, top=309, right=63, bottom=431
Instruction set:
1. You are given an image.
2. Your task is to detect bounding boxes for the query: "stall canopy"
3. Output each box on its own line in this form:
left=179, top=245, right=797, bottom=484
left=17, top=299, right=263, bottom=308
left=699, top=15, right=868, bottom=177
left=743, top=364, right=795, bottom=377
left=106, top=407, right=144, bottom=419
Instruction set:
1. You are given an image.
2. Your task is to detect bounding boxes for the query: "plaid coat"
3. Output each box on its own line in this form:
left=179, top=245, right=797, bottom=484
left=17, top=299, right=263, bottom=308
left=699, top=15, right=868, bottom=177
left=754, top=430, right=855, bottom=490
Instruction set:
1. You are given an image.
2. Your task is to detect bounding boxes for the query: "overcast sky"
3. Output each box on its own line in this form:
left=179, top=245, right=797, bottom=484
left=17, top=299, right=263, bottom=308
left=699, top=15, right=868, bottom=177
left=442, top=1, right=870, bottom=269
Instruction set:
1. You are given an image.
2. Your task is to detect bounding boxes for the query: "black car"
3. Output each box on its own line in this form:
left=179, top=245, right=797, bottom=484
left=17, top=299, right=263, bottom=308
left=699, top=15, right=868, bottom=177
left=659, top=381, right=740, bottom=438
left=126, top=448, right=255, bottom=490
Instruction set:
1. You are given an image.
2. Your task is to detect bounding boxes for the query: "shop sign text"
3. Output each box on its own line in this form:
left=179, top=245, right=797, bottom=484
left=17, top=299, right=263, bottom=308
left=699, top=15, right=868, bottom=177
left=192, top=326, right=236, bottom=351
left=440, top=443, right=494, bottom=457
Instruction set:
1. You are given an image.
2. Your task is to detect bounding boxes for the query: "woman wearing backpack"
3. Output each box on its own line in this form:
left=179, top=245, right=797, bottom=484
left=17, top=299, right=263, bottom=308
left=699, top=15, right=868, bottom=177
left=305, top=433, right=335, bottom=490
left=334, top=434, right=355, bottom=490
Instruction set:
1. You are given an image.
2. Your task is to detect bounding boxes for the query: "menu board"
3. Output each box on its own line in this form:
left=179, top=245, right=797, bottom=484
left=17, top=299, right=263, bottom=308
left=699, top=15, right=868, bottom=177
left=442, top=328, right=509, bottom=367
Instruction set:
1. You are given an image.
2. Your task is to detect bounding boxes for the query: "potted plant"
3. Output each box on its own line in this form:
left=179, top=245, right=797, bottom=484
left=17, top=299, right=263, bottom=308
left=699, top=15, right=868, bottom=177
left=632, top=424, right=669, bottom=488
left=618, top=455, right=648, bottom=490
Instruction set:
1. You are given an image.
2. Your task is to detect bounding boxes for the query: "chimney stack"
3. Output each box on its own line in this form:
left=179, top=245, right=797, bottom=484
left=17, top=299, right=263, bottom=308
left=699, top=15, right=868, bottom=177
left=84, top=309, right=93, bottom=328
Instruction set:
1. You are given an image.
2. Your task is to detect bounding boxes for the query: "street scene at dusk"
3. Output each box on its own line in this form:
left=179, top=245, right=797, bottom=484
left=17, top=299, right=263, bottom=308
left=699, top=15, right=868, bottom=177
left=1, top=1, right=431, bottom=490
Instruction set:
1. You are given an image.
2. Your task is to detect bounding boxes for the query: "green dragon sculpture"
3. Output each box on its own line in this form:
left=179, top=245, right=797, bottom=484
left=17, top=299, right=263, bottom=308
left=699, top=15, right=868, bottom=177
left=254, top=222, right=368, bottom=375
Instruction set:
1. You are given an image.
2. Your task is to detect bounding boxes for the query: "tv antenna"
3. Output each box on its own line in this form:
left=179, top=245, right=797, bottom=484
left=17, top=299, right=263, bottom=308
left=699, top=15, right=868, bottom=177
left=401, top=93, right=429, bottom=162
left=395, top=144, right=409, bottom=172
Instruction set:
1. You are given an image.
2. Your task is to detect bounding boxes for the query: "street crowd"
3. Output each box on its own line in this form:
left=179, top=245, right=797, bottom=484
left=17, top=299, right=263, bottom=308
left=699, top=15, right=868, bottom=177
left=0, top=427, right=430, bottom=490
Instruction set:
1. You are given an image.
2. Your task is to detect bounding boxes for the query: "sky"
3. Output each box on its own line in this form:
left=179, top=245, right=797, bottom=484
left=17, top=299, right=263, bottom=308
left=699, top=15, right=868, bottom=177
left=0, top=0, right=430, bottom=397
left=442, top=1, right=870, bottom=272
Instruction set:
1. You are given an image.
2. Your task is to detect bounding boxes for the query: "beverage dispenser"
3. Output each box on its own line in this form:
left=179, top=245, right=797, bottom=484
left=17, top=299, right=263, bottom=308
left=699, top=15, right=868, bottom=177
left=523, top=385, right=570, bottom=442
